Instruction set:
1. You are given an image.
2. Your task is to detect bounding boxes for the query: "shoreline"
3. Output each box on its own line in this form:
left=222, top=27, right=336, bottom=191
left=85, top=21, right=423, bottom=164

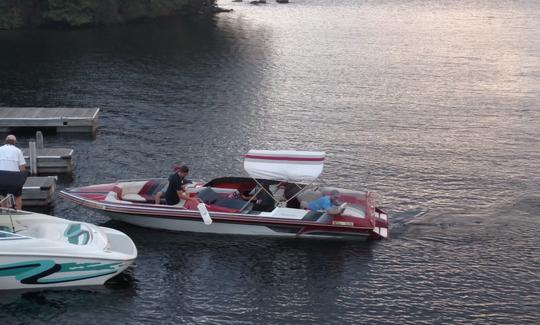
left=0, top=0, right=231, bottom=30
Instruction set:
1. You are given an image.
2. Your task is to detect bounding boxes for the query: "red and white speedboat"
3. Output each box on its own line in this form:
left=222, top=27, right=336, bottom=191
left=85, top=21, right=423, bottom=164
left=60, top=150, right=389, bottom=240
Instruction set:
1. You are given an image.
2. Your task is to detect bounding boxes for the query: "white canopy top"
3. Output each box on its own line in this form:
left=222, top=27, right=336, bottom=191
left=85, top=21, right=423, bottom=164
left=244, top=150, right=325, bottom=182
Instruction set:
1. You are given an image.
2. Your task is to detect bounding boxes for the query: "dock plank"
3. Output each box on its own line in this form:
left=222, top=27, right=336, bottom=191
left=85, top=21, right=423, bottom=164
left=21, top=148, right=74, bottom=174
left=22, top=148, right=73, bottom=159
left=0, top=107, right=99, bottom=135
left=23, top=176, right=56, bottom=189
left=0, top=107, right=98, bottom=120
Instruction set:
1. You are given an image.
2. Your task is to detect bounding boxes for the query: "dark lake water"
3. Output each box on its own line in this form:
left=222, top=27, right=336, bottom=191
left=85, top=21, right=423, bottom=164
left=1, top=0, right=539, bottom=323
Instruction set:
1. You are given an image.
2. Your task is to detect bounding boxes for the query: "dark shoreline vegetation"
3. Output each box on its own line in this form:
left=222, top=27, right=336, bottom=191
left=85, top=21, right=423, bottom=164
left=0, top=0, right=228, bottom=29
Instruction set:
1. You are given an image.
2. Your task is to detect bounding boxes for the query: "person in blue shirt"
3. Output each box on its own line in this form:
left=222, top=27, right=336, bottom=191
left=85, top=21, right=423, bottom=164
left=307, top=190, right=340, bottom=211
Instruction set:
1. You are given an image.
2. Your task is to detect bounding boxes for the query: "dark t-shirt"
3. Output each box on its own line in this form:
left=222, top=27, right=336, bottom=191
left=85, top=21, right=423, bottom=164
left=165, top=173, right=189, bottom=205
left=253, top=185, right=274, bottom=212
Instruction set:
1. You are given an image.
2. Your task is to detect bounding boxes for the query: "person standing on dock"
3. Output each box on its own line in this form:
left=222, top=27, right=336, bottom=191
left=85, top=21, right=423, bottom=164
left=0, top=135, right=27, bottom=209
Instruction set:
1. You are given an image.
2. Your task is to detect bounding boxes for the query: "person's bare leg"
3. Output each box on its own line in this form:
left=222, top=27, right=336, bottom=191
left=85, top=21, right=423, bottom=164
left=15, top=196, right=22, bottom=210
left=154, top=192, right=162, bottom=205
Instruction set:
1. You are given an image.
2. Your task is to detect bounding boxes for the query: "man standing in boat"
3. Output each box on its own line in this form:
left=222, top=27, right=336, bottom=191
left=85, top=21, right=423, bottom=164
left=0, top=135, right=27, bottom=210
left=165, top=165, right=195, bottom=205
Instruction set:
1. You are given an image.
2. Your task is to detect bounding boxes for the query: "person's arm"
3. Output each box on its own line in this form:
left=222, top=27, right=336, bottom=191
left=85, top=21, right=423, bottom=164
left=177, top=190, right=196, bottom=201
left=18, top=149, right=26, bottom=172
left=241, top=193, right=257, bottom=201
left=241, top=194, right=252, bottom=200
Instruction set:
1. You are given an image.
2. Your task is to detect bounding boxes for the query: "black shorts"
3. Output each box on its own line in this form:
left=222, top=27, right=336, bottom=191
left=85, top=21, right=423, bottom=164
left=0, top=188, right=22, bottom=197
left=0, top=170, right=27, bottom=198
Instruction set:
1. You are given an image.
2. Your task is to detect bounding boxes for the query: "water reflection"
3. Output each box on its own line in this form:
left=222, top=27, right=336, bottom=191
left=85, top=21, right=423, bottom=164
left=0, top=284, right=137, bottom=323
left=113, top=222, right=376, bottom=322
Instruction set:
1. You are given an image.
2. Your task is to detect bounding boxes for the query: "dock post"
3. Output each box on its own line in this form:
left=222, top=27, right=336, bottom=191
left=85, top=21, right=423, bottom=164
left=36, top=131, right=44, bottom=149
left=29, top=140, right=38, bottom=175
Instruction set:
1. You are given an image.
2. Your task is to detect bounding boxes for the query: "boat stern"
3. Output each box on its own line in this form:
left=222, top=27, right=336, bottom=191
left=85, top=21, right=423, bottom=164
left=371, top=207, right=389, bottom=239
left=328, top=191, right=390, bottom=240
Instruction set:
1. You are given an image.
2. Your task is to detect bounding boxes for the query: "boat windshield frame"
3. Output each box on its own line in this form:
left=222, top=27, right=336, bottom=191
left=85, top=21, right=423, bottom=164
left=240, top=150, right=327, bottom=211
left=0, top=230, right=30, bottom=240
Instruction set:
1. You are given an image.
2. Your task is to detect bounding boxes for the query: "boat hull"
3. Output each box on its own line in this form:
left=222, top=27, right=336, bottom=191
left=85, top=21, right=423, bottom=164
left=105, top=211, right=371, bottom=240
left=0, top=255, right=132, bottom=290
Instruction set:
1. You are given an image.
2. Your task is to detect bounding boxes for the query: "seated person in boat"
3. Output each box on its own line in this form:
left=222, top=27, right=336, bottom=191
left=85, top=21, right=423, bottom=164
left=307, top=190, right=340, bottom=212
left=165, top=165, right=196, bottom=205
left=154, top=182, right=168, bottom=204
left=284, top=183, right=303, bottom=208
left=155, top=180, right=194, bottom=204
left=241, top=181, right=275, bottom=212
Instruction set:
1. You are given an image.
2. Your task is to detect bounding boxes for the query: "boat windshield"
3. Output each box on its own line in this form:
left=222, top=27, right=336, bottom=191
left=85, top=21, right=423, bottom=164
left=0, top=230, right=29, bottom=240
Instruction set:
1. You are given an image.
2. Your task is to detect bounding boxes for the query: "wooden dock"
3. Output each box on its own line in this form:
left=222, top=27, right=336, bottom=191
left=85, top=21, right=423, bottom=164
left=22, top=148, right=74, bottom=174
left=0, top=107, right=99, bottom=136
left=22, top=176, right=57, bottom=207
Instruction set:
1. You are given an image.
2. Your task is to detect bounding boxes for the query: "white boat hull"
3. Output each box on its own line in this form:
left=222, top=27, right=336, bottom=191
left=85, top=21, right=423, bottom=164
left=0, top=255, right=131, bottom=290
left=108, top=212, right=295, bottom=236
left=106, top=212, right=370, bottom=240
left=0, top=209, right=137, bottom=291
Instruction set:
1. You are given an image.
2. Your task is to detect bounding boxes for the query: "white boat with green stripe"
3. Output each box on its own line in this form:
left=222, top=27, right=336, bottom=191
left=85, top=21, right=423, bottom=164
left=0, top=195, right=137, bottom=290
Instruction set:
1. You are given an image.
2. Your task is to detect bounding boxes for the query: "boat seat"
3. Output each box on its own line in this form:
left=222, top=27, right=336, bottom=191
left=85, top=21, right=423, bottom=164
left=22, top=223, right=69, bottom=242
left=122, top=194, right=147, bottom=202
left=197, top=187, right=221, bottom=204
left=268, top=207, right=307, bottom=219
left=197, top=187, right=252, bottom=212
left=105, top=191, right=134, bottom=204
left=137, top=179, right=168, bottom=201
left=215, top=198, right=252, bottom=211
left=116, top=181, right=146, bottom=197
left=64, top=223, right=91, bottom=245
left=19, top=223, right=94, bottom=246
left=116, top=180, right=166, bottom=202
